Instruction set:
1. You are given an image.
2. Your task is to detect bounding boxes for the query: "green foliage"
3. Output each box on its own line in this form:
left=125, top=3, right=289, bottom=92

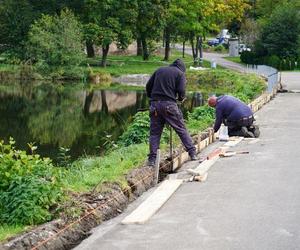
left=118, top=111, right=169, bottom=147
left=0, top=0, right=36, bottom=56
left=57, top=147, right=72, bottom=167
left=0, top=224, right=26, bottom=242
left=213, top=44, right=226, bottom=53
left=64, top=143, right=149, bottom=192
left=0, top=138, right=63, bottom=225
left=240, top=51, right=256, bottom=65
left=188, top=105, right=215, bottom=121
left=187, top=69, right=266, bottom=98
left=259, top=2, right=300, bottom=59
left=265, top=55, right=281, bottom=69
left=27, top=9, right=85, bottom=78
left=187, top=105, right=215, bottom=134
left=118, top=111, right=150, bottom=146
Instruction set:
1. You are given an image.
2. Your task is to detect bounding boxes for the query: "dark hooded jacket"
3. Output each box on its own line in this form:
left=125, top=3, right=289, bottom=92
left=146, top=59, right=186, bottom=102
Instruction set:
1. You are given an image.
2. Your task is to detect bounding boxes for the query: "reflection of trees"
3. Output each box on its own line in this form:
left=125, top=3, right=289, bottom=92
left=26, top=84, right=83, bottom=147
left=0, top=83, right=205, bottom=160
left=0, top=83, right=150, bottom=159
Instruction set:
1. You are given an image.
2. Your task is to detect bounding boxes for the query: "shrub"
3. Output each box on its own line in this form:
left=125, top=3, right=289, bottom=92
left=213, top=44, right=225, bottom=52
left=118, top=111, right=168, bottom=146
left=240, top=51, right=256, bottom=65
left=266, top=55, right=281, bottom=69
left=187, top=105, right=215, bottom=134
left=27, top=9, right=84, bottom=77
left=0, top=138, right=63, bottom=225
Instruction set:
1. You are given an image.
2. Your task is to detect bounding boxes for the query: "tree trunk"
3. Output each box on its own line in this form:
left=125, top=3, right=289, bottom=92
left=190, top=34, right=197, bottom=63
left=196, top=36, right=200, bottom=60
left=141, top=36, right=149, bottom=60
left=164, top=27, right=171, bottom=61
left=198, top=36, right=203, bottom=66
left=86, top=41, right=95, bottom=58
left=101, top=44, right=110, bottom=67
left=83, top=91, right=94, bottom=116
left=182, top=40, right=185, bottom=58
left=137, top=37, right=143, bottom=56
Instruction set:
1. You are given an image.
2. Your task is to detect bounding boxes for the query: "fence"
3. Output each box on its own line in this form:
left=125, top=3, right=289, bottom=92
left=246, top=64, right=279, bottom=93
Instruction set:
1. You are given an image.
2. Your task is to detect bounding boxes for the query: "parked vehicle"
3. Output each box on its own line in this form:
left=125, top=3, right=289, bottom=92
left=208, top=37, right=225, bottom=47
left=216, top=29, right=231, bottom=41
left=239, top=44, right=251, bottom=53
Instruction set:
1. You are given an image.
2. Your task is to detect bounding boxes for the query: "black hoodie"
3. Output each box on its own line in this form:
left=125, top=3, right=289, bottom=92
left=146, top=59, right=186, bottom=102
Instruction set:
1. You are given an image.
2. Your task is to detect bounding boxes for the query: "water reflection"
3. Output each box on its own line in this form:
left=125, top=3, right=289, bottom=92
left=0, top=82, right=203, bottom=161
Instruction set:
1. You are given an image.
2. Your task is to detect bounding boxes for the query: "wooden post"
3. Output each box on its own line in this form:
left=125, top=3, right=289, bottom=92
left=154, top=149, right=160, bottom=185
left=197, top=132, right=201, bottom=153
left=178, top=147, right=182, bottom=168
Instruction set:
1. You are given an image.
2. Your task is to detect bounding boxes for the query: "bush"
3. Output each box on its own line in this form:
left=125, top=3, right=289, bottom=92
left=188, top=105, right=215, bottom=121
left=213, top=44, right=226, bottom=52
left=27, top=9, right=85, bottom=77
left=0, top=138, right=63, bottom=225
left=118, top=111, right=168, bottom=147
left=187, top=105, right=215, bottom=134
left=240, top=51, right=256, bottom=65
left=266, top=55, right=281, bottom=69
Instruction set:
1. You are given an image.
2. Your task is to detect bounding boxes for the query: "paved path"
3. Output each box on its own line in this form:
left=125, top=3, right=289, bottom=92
left=175, top=45, right=247, bottom=72
left=75, top=72, right=300, bottom=250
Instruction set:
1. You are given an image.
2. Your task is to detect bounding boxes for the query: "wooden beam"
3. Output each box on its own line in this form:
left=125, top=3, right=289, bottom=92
left=121, top=180, right=183, bottom=225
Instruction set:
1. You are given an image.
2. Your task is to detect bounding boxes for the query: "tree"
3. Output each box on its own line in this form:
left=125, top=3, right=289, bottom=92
left=27, top=9, right=84, bottom=75
left=0, top=0, right=36, bottom=55
left=83, top=0, right=137, bottom=67
left=240, top=18, right=260, bottom=48
left=136, top=0, right=169, bottom=60
left=175, top=0, right=249, bottom=64
left=260, top=2, right=300, bottom=59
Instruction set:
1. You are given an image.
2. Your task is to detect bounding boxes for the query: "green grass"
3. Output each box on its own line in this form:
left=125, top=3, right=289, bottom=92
left=86, top=50, right=211, bottom=77
left=0, top=225, right=27, bottom=242
left=63, top=143, right=150, bottom=192
left=223, top=56, right=242, bottom=64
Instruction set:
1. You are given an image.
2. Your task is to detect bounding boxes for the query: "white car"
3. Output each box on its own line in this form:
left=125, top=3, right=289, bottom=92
left=239, top=44, right=251, bottom=53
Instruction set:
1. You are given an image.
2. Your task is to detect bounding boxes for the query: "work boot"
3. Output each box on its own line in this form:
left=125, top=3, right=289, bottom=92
left=147, top=159, right=155, bottom=167
left=241, top=126, right=255, bottom=138
left=190, top=154, right=198, bottom=161
left=249, top=125, right=260, bottom=138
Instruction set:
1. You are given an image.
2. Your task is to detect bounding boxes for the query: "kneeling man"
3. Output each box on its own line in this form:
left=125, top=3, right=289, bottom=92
left=208, top=95, right=260, bottom=138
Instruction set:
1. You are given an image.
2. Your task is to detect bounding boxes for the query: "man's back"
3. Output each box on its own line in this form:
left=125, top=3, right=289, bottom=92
left=217, top=95, right=252, bottom=121
left=146, top=59, right=186, bottom=102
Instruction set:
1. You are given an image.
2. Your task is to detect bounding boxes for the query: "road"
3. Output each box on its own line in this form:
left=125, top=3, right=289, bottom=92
left=75, top=67, right=300, bottom=250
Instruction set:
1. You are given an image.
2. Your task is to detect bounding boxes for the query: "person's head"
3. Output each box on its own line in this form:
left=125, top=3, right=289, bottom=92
left=171, top=58, right=186, bottom=72
left=208, top=96, right=217, bottom=107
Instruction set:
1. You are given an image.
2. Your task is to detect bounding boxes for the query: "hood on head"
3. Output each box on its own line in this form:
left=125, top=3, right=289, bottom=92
left=171, top=58, right=186, bottom=72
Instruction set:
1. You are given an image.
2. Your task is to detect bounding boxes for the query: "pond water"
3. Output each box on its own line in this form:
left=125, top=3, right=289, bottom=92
left=0, top=82, right=204, bottom=162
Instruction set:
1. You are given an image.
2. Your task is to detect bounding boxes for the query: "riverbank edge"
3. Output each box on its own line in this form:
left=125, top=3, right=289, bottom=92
left=0, top=86, right=278, bottom=250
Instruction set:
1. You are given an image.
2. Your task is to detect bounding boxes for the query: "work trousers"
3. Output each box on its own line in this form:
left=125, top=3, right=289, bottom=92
left=148, top=101, right=196, bottom=162
left=224, top=116, right=254, bottom=136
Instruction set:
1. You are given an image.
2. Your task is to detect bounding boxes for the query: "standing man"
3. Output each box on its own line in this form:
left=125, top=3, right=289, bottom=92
left=208, top=95, right=260, bottom=138
left=146, top=59, right=197, bottom=166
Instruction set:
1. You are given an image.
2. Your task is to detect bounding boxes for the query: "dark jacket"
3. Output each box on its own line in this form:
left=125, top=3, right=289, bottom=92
left=146, top=59, right=186, bottom=102
left=214, top=95, right=253, bottom=132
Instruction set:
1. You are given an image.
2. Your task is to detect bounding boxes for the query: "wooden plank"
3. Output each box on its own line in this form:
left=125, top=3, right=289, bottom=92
left=187, top=157, right=219, bottom=177
left=121, top=180, right=183, bottom=225
left=199, top=138, right=209, bottom=151
left=173, top=151, right=188, bottom=171
left=224, top=137, right=243, bottom=147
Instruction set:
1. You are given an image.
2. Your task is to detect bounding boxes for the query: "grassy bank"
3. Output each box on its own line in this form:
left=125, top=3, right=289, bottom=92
left=224, top=56, right=242, bottom=64
left=0, top=50, right=212, bottom=81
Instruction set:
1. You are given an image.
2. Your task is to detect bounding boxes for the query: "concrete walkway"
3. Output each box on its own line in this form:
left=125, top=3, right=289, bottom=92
left=75, top=72, right=300, bottom=250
